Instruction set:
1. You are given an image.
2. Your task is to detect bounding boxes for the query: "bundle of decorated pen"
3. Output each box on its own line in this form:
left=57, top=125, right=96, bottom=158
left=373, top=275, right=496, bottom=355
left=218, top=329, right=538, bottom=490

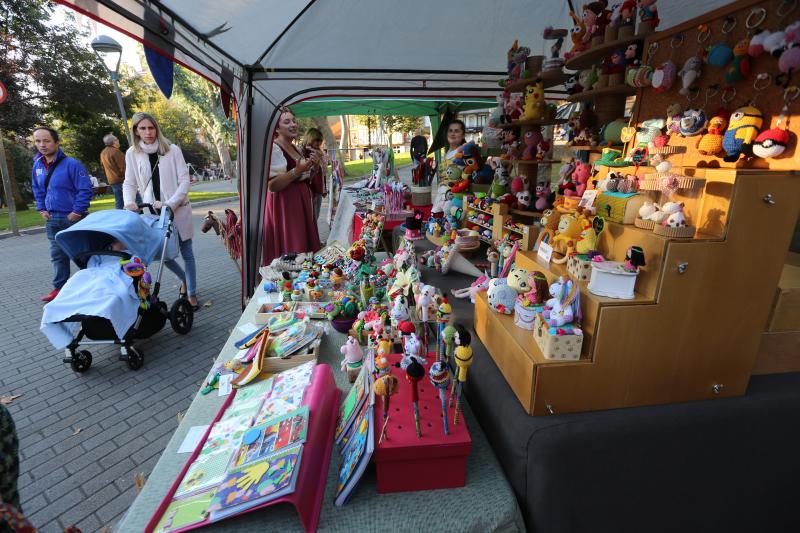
left=384, top=180, right=405, bottom=214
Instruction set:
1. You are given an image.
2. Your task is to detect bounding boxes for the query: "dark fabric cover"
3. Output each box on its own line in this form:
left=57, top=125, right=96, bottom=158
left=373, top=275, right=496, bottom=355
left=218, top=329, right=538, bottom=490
left=403, top=227, right=800, bottom=533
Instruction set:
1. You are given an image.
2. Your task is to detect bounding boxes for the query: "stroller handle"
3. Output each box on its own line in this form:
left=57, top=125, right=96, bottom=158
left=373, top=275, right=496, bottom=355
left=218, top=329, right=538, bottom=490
left=137, top=203, right=175, bottom=222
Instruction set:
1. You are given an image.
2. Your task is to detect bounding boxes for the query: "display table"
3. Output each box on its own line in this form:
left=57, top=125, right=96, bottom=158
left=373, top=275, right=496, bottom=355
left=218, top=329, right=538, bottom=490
left=327, top=180, right=432, bottom=248
left=116, top=276, right=524, bottom=532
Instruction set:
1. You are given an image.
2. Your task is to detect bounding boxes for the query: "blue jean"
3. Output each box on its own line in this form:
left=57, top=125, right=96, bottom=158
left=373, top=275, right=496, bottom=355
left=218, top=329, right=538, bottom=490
left=45, top=216, right=74, bottom=290
left=163, top=237, right=197, bottom=297
left=111, top=183, right=124, bottom=209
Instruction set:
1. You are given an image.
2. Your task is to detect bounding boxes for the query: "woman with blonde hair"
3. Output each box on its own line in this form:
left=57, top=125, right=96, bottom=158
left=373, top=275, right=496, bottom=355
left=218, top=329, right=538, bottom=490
left=262, top=108, right=321, bottom=265
left=123, top=111, right=199, bottom=310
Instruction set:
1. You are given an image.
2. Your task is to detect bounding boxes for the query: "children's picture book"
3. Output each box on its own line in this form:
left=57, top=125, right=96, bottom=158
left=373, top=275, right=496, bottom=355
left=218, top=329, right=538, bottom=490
left=232, top=406, right=309, bottom=468
left=334, top=393, right=374, bottom=506
left=174, top=447, right=234, bottom=498
left=230, top=376, right=274, bottom=406
left=208, top=444, right=304, bottom=521
left=335, top=366, right=369, bottom=444
left=153, top=489, right=216, bottom=533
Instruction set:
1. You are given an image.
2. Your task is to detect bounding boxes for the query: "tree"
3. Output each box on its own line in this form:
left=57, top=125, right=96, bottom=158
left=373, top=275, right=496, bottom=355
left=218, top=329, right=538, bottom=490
left=0, top=0, right=137, bottom=209
left=355, top=115, right=422, bottom=149
left=172, top=67, right=236, bottom=183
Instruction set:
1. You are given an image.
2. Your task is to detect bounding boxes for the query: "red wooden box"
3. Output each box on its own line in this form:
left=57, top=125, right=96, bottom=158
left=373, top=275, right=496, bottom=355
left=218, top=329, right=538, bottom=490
left=372, top=352, right=471, bottom=493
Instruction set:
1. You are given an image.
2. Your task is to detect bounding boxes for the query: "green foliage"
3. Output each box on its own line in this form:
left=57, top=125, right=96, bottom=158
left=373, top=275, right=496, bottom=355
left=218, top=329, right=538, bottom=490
left=56, top=115, right=127, bottom=176
left=2, top=138, right=35, bottom=201
left=0, top=0, right=124, bottom=135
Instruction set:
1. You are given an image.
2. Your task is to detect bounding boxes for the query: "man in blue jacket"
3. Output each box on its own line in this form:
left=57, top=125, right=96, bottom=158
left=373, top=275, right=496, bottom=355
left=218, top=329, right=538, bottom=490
left=31, top=127, right=93, bottom=302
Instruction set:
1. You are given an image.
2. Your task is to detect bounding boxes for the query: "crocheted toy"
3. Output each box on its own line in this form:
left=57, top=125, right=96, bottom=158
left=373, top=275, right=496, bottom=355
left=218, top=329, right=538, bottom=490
left=535, top=184, right=550, bottom=211
left=490, top=162, right=511, bottom=198
left=375, top=374, right=399, bottom=419
left=566, top=10, right=588, bottom=59
left=678, top=56, right=702, bottom=96
left=452, top=326, right=473, bottom=425
left=725, top=38, right=751, bottom=83
left=521, top=128, right=548, bottom=161
left=487, top=278, right=517, bottom=314
left=723, top=105, right=763, bottom=162
left=340, top=336, right=364, bottom=383
left=572, top=161, right=591, bottom=197
left=544, top=276, right=581, bottom=327
left=428, top=361, right=451, bottom=435
left=679, top=108, right=708, bottom=137
left=697, top=109, right=730, bottom=156
left=522, top=80, right=545, bottom=121
left=753, top=127, right=791, bottom=158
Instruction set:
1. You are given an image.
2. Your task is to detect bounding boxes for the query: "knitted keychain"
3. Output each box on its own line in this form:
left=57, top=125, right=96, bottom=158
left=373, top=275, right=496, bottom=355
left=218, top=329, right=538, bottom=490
left=753, top=85, right=799, bottom=158
left=429, top=361, right=451, bottom=435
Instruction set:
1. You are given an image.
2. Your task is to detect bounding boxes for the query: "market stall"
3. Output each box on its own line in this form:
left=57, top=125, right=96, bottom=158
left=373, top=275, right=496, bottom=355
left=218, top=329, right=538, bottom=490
left=56, top=1, right=800, bottom=532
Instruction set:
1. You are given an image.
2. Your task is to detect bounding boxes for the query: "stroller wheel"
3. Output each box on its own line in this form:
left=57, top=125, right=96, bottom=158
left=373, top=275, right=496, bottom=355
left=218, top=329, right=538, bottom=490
left=127, top=346, right=144, bottom=370
left=170, top=299, right=194, bottom=335
left=70, top=350, right=92, bottom=373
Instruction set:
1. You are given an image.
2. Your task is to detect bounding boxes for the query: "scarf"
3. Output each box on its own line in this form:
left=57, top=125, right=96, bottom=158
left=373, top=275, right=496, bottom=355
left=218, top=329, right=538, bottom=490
left=139, top=140, right=159, bottom=154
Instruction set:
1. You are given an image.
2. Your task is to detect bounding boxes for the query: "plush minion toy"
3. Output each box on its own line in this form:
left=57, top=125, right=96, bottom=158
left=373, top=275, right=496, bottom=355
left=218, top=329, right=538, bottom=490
left=722, top=106, right=763, bottom=162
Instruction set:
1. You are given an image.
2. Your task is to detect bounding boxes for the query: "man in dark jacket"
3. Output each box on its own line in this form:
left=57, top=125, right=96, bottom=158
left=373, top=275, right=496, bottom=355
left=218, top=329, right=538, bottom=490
left=31, top=127, right=92, bottom=302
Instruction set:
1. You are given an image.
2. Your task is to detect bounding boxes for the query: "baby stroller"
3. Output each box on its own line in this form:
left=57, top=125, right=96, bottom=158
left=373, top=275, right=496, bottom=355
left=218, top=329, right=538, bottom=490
left=42, top=205, right=193, bottom=371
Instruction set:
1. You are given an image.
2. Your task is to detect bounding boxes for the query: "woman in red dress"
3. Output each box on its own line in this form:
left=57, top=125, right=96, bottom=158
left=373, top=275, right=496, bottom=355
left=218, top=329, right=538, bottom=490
left=262, top=109, right=321, bottom=265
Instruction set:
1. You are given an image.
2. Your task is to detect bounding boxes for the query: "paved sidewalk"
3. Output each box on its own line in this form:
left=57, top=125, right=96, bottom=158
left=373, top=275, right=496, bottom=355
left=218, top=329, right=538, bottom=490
left=0, top=201, right=243, bottom=532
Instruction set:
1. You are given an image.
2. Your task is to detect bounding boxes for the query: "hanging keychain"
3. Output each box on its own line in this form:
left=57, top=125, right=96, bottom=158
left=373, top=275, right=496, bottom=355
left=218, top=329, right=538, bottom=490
left=698, top=85, right=730, bottom=155
left=746, top=7, right=769, bottom=57
left=678, top=26, right=709, bottom=96
left=722, top=76, right=767, bottom=162
left=652, top=33, right=682, bottom=92
left=707, top=16, right=737, bottom=68
left=753, top=85, right=799, bottom=158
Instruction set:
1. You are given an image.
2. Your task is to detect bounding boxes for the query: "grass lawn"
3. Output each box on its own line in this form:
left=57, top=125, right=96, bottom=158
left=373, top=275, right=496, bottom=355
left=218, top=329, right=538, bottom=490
left=343, top=152, right=411, bottom=180
left=0, top=191, right=237, bottom=232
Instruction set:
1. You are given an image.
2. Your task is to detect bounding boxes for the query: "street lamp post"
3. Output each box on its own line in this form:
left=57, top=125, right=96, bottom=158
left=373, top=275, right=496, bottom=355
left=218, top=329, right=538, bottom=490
left=91, top=35, right=133, bottom=146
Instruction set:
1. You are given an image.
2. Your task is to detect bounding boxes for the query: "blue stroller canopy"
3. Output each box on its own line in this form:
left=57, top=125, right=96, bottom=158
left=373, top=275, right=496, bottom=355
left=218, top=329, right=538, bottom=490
left=56, top=210, right=174, bottom=268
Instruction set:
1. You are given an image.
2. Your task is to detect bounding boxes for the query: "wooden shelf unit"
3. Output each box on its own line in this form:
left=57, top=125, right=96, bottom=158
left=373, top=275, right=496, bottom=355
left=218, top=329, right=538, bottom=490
left=499, top=118, right=567, bottom=129
left=504, top=70, right=572, bottom=93
left=475, top=168, right=800, bottom=415
left=567, top=84, right=637, bottom=102
left=564, top=35, right=644, bottom=71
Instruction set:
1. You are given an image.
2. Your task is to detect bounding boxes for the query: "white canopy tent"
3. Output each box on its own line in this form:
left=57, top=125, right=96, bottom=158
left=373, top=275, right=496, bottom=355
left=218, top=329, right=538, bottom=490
left=58, top=0, right=731, bottom=297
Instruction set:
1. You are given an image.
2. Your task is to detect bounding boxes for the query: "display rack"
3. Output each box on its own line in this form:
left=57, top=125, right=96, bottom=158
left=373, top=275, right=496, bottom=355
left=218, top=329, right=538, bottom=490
left=475, top=0, right=800, bottom=415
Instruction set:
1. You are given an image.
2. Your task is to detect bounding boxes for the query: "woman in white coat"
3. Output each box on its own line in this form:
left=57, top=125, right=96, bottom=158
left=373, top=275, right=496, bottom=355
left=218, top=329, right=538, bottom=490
left=123, top=112, right=199, bottom=309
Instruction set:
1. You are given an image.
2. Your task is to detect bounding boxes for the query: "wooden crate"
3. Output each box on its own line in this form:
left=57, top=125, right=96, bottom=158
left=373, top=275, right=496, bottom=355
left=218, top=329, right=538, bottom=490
left=262, top=342, right=319, bottom=374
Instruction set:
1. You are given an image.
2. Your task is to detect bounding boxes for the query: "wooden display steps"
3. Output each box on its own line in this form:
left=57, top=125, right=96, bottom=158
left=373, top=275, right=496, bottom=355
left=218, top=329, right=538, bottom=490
left=474, top=169, right=800, bottom=415
left=504, top=70, right=572, bottom=93
left=766, top=254, right=800, bottom=333
left=564, top=35, right=644, bottom=71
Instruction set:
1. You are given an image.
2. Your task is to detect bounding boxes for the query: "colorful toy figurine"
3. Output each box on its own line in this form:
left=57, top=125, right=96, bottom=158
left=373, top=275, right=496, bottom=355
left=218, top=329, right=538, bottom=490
left=340, top=336, right=364, bottom=383
left=722, top=105, right=763, bottom=162
left=404, top=359, right=425, bottom=437
left=522, top=79, right=546, bottom=121
left=623, top=246, right=646, bottom=272
left=638, top=0, right=659, bottom=30
left=452, top=326, right=474, bottom=425
left=374, top=374, right=399, bottom=420
left=677, top=56, right=702, bottom=96
left=697, top=109, right=729, bottom=156
left=544, top=277, right=581, bottom=327
left=429, top=361, right=451, bottom=435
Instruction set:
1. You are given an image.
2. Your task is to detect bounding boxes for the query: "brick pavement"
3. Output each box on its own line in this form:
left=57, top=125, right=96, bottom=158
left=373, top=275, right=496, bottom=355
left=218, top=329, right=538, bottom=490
left=0, top=201, right=245, bottom=532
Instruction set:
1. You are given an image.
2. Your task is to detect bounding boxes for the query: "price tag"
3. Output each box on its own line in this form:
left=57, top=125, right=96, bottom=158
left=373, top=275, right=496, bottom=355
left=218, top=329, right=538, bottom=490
left=537, top=241, right=554, bottom=263
left=579, top=189, right=598, bottom=209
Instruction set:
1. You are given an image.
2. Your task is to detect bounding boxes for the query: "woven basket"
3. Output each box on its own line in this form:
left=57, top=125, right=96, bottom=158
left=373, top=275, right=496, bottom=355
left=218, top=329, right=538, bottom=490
left=653, top=224, right=696, bottom=238
left=634, top=217, right=656, bottom=230
left=639, top=174, right=705, bottom=191
left=410, top=185, right=432, bottom=206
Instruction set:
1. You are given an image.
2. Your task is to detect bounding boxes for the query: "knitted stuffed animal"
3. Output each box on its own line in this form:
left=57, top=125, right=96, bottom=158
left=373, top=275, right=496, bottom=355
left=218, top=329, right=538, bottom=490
left=544, top=276, right=581, bottom=327
left=340, top=336, right=364, bottom=383
left=697, top=109, right=729, bottom=155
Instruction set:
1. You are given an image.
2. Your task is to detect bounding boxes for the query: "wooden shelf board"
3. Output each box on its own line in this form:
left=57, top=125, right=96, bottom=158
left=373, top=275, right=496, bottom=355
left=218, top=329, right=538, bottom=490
left=466, top=204, right=493, bottom=216
left=515, top=250, right=655, bottom=307
left=499, top=118, right=567, bottom=129
left=467, top=219, right=494, bottom=231
left=569, top=145, right=619, bottom=152
left=503, top=225, right=524, bottom=235
left=504, top=70, right=572, bottom=92
left=479, top=237, right=494, bottom=245
left=476, top=292, right=592, bottom=365
left=564, top=35, right=645, bottom=70
left=567, top=84, right=637, bottom=102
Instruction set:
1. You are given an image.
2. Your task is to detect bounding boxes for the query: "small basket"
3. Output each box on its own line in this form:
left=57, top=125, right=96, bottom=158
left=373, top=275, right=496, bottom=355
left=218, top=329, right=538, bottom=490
left=639, top=174, right=705, bottom=191
left=514, top=302, right=539, bottom=330
left=634, top=217, right=656, bottom=230
left=410, top=185, right=432, bottom=206
left=331, top=316, right=358, bottom=334
left=653, top=225, right=696, bottom=238
left=608, top=72, right=624, bottom=87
